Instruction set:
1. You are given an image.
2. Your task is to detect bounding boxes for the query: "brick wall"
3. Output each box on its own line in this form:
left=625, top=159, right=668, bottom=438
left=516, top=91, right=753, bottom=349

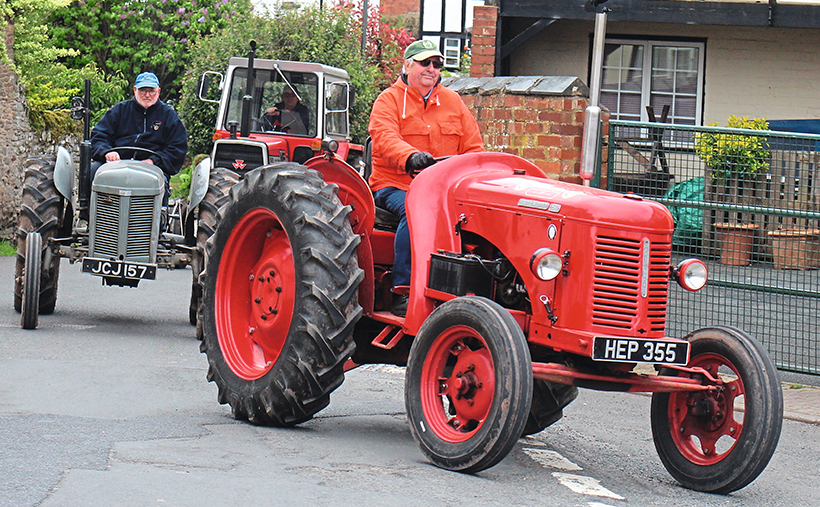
left=470, top=5, right=497, bottom=78
left=380, top=0, right=420, bottom=37
left=461, top=6, right=608, bottom=184
left=445, top=76, right=608, bottom=185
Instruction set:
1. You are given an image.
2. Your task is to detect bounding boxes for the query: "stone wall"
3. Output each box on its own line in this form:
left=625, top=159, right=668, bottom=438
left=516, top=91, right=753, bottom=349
left=0, top=24, right=68, bottom=241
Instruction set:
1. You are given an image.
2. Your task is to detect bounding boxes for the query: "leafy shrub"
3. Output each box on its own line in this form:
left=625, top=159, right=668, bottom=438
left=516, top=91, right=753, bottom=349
left=695, top=116, right=770, bottom=182
left=47, top=0, right=254, bottom=102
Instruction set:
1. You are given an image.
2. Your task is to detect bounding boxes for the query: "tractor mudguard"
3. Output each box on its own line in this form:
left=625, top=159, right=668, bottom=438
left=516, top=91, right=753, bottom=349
left=188, top=156, right=211, bottom=210
left=404, top=152, right=546, bottom=333
left=54, top=146, right=75, bottom=204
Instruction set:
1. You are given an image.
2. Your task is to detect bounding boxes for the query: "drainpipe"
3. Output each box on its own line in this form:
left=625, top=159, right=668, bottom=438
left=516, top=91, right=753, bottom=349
left=580, top=1, right=608, bottom=186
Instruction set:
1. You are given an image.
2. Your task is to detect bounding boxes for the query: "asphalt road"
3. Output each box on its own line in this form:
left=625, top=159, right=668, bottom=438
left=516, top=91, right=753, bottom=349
left=1, top=257, right=819, bottom=506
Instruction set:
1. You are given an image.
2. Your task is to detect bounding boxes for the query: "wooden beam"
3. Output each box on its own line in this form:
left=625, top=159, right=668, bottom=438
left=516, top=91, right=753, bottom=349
left=499, top=0, right=820, bottom=29
left=500, top=18, right=555, bottom=59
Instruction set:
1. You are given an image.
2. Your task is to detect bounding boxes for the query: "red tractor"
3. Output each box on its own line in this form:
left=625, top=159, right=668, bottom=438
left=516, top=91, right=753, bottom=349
left=198, top=143, right=783, bottom=493
left=188, top=43, right=364, bottom=324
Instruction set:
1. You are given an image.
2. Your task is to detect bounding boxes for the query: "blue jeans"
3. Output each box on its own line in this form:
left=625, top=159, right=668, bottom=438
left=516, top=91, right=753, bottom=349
left=373, top=187, right=410, bottom=288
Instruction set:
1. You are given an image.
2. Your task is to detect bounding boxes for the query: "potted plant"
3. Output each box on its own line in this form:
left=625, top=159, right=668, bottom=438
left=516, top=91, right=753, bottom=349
left=695, top=116, right=770, bottom=265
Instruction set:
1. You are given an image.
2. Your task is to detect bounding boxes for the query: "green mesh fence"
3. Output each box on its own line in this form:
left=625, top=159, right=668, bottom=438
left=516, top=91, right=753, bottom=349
left=605, top=120, right=820, bottom=374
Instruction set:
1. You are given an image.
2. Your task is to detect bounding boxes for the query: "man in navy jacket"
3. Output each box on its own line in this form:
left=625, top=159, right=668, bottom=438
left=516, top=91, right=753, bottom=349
left=90, top=72, right=188, bottom=200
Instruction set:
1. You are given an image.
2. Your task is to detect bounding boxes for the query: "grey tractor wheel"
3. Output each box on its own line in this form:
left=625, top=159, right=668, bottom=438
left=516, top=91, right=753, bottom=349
left=21, top=232, right=42, bottom=330
left=15, top=155, right=64, bottom=315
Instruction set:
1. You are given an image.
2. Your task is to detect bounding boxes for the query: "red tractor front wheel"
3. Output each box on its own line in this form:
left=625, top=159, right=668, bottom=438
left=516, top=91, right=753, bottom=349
left=405, top=296, right=533, bottom=473
left=651, top=326, right=783, bottom=493
left=200, top=163, right=363, bottom=426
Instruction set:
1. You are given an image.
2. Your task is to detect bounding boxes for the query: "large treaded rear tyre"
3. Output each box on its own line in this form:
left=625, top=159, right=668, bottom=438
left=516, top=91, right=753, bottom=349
left=14, top=156, right=64, bottom=315
left=200, top=163, right=363, bottom=425
left=190, top=166, right=238, bottom=327
left=651, top=326, right=783, bottom=494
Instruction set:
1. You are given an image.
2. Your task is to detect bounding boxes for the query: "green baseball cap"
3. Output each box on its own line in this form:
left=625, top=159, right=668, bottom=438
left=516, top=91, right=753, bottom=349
left=404, top=40, right=443, bottom=61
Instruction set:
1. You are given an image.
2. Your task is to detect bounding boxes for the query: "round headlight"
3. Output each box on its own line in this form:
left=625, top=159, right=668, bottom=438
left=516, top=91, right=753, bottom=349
left=530, top=248, right=563, bottom=281
left=675, top=258, right=708, bottom=291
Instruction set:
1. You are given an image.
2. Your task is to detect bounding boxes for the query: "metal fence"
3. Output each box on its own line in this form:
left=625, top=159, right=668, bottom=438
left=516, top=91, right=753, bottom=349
left=605, top=120, right=820, bottom=374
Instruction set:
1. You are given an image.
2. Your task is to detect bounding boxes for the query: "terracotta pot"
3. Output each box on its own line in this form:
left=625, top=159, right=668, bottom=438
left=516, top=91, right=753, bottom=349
left=768, top=228, right=820, bottom=270
left=714, top=223, right=759, bottom=266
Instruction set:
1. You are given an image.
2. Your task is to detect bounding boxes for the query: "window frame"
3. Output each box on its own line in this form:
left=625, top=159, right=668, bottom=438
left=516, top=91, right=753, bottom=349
left=601, top=38, right=705, bottom=126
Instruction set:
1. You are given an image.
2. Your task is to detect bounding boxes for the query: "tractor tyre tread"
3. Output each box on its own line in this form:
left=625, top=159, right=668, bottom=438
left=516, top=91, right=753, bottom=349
left=201, top=163, right=362, bottom=426
left=14, top=155, right=63, bottom=315
left=191, top=166, right=239, bottom=328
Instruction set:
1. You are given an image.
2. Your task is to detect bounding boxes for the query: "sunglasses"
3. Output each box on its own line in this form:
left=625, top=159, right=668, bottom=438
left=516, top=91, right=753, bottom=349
left=417, top=58, right=444, bottom=69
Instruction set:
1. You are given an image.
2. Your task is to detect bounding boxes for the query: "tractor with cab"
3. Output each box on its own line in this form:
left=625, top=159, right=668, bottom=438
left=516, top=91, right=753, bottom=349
left=187, top=42, right=364, bottom=326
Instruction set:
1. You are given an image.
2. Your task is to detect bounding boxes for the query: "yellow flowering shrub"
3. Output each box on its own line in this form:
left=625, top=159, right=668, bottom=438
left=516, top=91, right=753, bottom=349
left=695, top=116, right=770, bottom=182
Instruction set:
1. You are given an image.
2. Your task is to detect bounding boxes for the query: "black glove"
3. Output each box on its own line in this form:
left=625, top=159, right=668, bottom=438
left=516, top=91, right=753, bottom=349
left=405, top=152, right=436, bottom=173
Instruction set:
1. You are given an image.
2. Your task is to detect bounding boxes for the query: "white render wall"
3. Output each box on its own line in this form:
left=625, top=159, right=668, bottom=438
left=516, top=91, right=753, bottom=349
left=509, top=19, right=820, bottom=124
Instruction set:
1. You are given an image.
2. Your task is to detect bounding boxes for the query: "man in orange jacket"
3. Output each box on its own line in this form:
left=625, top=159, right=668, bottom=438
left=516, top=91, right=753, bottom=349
left=369, top=39, right=484, bottom=316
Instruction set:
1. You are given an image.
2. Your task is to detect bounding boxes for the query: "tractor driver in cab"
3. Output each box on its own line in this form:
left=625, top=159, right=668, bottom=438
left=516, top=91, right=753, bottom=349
left=261, top=87, right=310, bottom=135
left=368, top=39, right=484, bottom=317
left=89, top=72, right=188, bottom=208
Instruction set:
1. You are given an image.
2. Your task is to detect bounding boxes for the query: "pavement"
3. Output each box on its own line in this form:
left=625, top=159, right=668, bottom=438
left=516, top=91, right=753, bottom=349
left=778, top=371, right=820, bottom=425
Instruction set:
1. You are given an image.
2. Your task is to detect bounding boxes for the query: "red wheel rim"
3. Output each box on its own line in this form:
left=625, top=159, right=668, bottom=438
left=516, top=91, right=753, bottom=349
left=668, top=353, right=744, bottom=465
left=215, top=208, right=295, bottom=380
left=419, top=325, right=495, bottom=443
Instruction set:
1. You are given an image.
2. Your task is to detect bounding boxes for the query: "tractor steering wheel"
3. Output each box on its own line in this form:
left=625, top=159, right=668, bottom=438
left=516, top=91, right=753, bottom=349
left=103, top=146, right=162, bottom=162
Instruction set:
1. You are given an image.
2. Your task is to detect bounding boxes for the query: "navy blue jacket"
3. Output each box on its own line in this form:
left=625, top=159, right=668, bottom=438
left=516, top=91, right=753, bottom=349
left=90, top=98, right=188, bottom=175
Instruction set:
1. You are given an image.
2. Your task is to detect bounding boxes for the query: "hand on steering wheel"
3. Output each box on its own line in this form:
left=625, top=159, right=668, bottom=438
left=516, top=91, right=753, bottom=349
left=103, top=146, right=162, bottom=164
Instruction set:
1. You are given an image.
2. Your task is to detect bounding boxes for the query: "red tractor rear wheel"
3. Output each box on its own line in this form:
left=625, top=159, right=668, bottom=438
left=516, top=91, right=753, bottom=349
left=200, top=163, right=363, bottom=425
left=651, top=326, right=783, bottom=493
left=405, top=296, right=532, bottom=473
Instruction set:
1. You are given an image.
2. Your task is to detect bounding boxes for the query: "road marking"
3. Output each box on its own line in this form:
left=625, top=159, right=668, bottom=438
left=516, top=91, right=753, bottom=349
left=522, top=447, right=583, bottom=471
left=552, top=472, right=625, bottom=500
left=589, top=503, right=620, bottom=507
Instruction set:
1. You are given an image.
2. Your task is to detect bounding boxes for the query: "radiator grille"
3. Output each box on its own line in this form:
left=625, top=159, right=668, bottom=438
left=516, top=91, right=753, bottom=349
left=592, top=236, right=670, bottom=332
left=94, top=193, right=121, bottom=258
left=126, top=195, right=156, bottom=258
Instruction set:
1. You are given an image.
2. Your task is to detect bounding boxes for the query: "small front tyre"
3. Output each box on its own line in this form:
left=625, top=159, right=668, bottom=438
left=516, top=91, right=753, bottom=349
left=21, top=232, right=42, bottom=330
left=651, top=326, right=783, bottom=494
left=405, top=296, right=533, bottom=473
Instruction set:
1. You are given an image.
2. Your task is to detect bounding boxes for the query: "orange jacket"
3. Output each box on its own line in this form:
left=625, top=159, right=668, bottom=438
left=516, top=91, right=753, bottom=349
left=368, top=76, right=484, bottom=192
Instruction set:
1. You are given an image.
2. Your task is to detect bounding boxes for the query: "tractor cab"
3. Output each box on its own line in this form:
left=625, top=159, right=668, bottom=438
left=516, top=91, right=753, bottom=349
left=199, top=56, right=363, bottom=174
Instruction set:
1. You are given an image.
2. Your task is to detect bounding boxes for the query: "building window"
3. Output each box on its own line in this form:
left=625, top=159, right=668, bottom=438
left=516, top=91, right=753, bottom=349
left=443, top=38, right=461, bottom=68
left=600, top=39, right=704, bottom=125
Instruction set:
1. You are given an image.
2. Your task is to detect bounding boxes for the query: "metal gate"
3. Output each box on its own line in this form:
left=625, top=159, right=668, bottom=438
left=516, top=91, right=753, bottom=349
left=605, top=120, right=820, bottom=374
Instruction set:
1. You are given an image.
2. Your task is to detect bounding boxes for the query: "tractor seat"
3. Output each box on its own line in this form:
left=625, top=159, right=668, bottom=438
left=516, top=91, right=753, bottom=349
left=374, top=206, right=399, bottom=232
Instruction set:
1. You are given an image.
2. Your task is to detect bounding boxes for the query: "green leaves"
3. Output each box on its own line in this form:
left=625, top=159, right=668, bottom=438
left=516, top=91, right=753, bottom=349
left=695, top=115, right=770, bottom=182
